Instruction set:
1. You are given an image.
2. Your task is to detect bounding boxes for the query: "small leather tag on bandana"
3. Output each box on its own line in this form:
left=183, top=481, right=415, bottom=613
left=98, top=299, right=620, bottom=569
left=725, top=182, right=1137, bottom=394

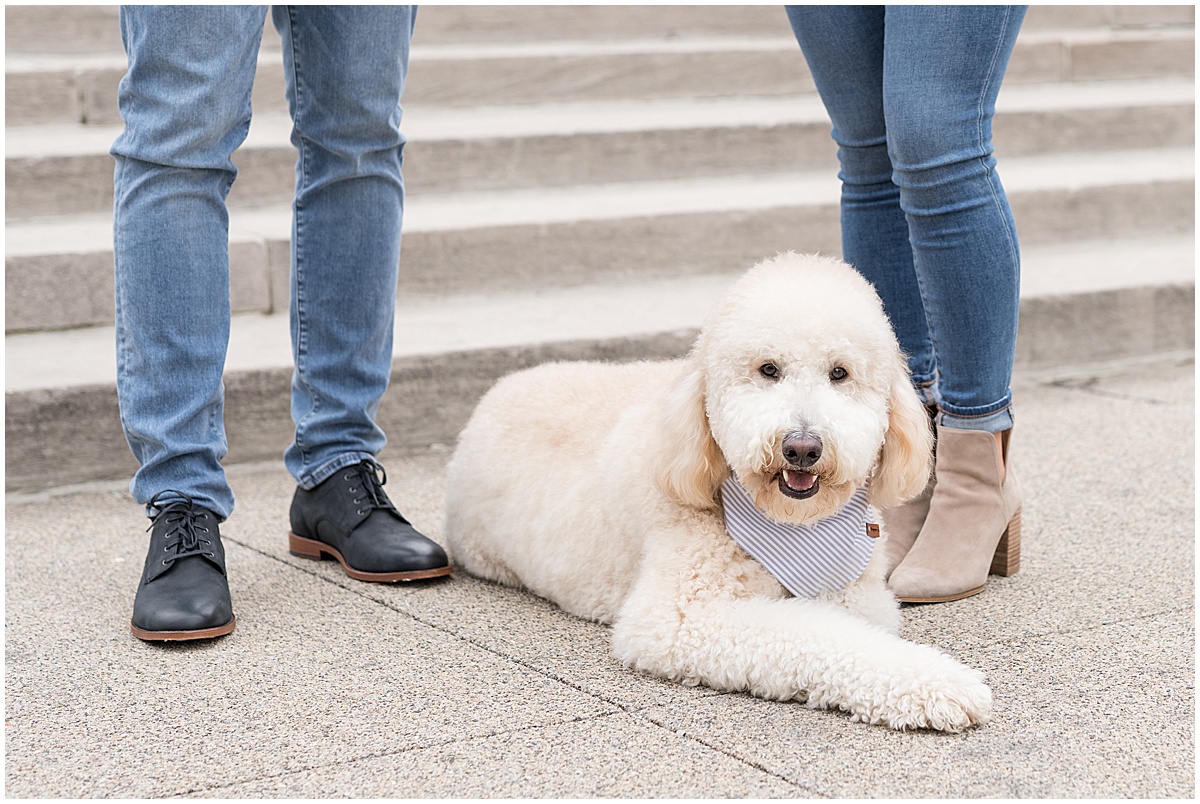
left=866, top=523, right=881, bottom=539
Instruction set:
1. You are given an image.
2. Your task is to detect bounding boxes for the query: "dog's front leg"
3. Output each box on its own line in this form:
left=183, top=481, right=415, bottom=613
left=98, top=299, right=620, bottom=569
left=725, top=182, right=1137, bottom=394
left=819, top=547, right=901, bottom=635
left=611, top=527, right=991, bottom=732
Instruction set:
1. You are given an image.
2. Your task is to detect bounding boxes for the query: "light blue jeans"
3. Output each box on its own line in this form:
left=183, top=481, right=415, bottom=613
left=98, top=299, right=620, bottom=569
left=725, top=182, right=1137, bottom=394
left=785, top=5, right=1026, bottom=433
left=112, top=6, right=416, bottom=519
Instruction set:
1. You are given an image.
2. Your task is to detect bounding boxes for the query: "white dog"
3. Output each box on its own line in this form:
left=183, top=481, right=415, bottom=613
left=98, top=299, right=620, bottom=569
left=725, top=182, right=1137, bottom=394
left=444, top=253, right=992, bottom=732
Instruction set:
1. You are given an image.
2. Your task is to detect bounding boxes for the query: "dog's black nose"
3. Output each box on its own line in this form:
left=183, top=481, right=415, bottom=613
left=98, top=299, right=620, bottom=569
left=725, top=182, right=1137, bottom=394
left=782, top=433, right=822, bottom=468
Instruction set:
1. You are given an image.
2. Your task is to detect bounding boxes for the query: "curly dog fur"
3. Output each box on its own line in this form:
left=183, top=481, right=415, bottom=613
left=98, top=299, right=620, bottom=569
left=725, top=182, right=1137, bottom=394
left=445, top=252, right=992, bottom=731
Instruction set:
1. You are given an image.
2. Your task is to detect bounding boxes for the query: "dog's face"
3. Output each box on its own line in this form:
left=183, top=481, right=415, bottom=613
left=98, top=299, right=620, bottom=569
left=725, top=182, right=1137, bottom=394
left=655, top=253, right=932, bottom=523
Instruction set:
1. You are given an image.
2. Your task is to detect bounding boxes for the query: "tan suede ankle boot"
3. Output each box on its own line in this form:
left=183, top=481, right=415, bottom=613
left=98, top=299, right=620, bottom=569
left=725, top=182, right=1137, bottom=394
left=888, top=425, right=1021, bottom=603
left=882, top=405, right=938, bottom=580
left=882, top=473, right=934, bottom=580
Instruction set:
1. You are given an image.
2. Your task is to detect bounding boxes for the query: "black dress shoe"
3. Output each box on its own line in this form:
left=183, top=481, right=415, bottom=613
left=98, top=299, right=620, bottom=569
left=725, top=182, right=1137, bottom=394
left=288, top=459, right=451, bottom=582
left=131, top=492, right=236, bottom=641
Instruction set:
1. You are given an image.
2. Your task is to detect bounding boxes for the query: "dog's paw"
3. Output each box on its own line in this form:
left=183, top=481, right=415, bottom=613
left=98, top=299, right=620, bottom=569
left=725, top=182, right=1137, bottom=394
left=866, top=666, right=993, bottom=733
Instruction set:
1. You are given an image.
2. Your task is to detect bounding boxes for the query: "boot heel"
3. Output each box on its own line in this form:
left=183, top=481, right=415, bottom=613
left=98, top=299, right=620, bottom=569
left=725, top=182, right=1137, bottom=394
left=990, top=508, right=1021, bottom=577
left=288, top=532, right=326, bottom=560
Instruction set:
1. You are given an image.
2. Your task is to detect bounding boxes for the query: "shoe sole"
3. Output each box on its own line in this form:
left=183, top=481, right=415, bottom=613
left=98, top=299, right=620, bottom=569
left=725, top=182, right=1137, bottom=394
left=896, top=585, right=986, bottom=604
left=130, top=615, right=236, bottom=642
left=288, top=532, right=452, bottom=582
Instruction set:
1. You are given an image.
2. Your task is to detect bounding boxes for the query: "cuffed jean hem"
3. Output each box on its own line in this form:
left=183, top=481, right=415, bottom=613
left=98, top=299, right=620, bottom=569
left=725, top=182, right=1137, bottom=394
left=911, top=374, right=938, bottom=407
left=937, top=405, right=1015, bottom=434
left=297, top=451, right=379, bottom=491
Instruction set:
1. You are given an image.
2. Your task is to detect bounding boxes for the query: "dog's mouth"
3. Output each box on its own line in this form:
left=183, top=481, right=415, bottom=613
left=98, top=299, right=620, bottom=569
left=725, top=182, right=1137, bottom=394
left=778, top=469, right=820, bottom=500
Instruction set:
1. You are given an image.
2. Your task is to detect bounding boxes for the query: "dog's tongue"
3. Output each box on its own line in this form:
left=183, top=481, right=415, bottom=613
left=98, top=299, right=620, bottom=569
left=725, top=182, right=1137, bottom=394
left=784, top=470, right=816, bottom=492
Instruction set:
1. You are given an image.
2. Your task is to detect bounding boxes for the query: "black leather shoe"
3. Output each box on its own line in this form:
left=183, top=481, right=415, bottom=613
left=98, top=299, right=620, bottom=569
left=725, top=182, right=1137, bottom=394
left=131, top=492, right=236, bottom=641
left=288, top=459, right=451, bottom=582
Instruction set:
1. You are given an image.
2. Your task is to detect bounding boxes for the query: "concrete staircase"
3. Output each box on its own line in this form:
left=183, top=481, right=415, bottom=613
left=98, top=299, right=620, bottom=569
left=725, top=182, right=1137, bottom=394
left=5, top=5, right=1195, bottom=492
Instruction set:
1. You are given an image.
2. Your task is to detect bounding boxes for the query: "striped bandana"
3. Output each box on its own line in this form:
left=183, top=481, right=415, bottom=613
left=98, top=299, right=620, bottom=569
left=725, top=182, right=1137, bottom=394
left=720, top=477, right=878, bottom=598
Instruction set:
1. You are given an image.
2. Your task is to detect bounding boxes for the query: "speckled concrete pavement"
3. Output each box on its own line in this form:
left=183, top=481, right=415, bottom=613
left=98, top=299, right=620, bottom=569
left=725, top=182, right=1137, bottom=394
left=5, top=355, right=1194, bottom=798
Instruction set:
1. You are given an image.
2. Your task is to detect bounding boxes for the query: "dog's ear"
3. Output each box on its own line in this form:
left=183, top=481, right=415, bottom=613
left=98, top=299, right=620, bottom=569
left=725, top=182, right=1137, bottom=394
left=868, top=372, right=934, bottom=510
left=651, top=364, right=726, bottom=511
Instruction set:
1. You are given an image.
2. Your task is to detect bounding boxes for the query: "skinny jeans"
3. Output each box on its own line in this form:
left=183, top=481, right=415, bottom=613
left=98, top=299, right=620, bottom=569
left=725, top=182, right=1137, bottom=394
left=785, top=5, right=1026, bottom=432
left=112, top=6, right=415, bottom=518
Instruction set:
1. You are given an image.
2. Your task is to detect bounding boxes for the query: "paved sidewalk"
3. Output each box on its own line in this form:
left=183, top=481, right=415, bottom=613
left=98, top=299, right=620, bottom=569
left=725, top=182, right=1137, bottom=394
left=4, top=355, right=1194, bottom=798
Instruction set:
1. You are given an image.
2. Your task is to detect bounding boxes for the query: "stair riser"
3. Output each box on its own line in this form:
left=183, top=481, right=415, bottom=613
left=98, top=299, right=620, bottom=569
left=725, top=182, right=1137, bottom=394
left=9, top=33, right=1195, bottom=127
left=4, top=243, right=272, bottom=333
left=5, top=178, right=1193, bottom=333
left=9, top=101, right=1194, bottom=218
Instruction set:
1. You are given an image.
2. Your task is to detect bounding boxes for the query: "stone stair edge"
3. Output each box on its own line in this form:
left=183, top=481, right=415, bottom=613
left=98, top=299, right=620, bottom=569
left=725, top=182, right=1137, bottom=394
left=5, top=275, right=1195, bottom=457
left=7, top=144, right=1195, bottom=238
left=6, top=24, right=1195, bottom=71
left=8, top=76, right=1194, bottom=156
left=6, top=24, right=1195, bottom=127
left=6, top=280, right=1196, bottom=399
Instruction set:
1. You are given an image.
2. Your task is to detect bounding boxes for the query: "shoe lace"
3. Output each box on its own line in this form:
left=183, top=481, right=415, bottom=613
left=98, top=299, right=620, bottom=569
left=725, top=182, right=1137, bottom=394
left=147, top=491, right=215, bottom=564
left=344, top=460, right=401, bottom=519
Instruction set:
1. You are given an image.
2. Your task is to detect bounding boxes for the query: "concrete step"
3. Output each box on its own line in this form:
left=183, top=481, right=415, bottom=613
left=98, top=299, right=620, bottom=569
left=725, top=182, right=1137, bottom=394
left=5, top=146, right=1194, bottom=333
left=2, top=5, right=795, bottom=55
left=5, top=234, right=1194, bottom=492
left=6, top=22, right=1194, bottom=126
left=7, top=78, right=1193, bottom=218
left=6, top=5, right=1193, bottom=56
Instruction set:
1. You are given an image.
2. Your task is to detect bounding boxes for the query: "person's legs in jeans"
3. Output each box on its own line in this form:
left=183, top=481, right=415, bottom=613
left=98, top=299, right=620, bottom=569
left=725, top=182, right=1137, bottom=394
left=882, top=5, right=1024, bottom=434
left=112, top=5, right=269, bottom=639
left=112, top=5, right=268, bottom=520
left=273, top=7, right=450, bottom=580
left=785, top=5, right=1026, bottom=601
left=878, top=5, right=1025, bottom=602
left=272, top=6, right=413, bottom=488
left=786, top=5, right=1023, bottom=427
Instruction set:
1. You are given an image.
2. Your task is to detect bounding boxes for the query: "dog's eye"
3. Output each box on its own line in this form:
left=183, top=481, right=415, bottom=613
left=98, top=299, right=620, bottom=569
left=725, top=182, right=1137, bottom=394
left=759, top=363, right=780, bottom=380
left=830, top=366, right=849, bottom=382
